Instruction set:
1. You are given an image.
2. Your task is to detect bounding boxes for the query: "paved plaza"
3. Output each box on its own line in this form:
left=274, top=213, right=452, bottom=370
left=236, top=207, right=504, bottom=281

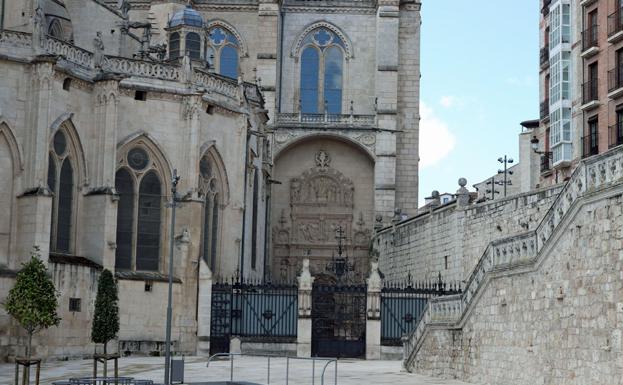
left=0, top=356, right=476, bottom=385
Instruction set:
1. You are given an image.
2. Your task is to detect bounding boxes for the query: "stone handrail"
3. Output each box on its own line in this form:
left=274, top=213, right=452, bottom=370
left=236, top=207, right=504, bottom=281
left=0, top=30, right=31, bottom=48
left=45, top=36, right=94, bottom=68
left=275, top=112, right=376, bottom=127
left=103, top=56, right=180, bottom=81
left=403, top=145, right=623, bottom=368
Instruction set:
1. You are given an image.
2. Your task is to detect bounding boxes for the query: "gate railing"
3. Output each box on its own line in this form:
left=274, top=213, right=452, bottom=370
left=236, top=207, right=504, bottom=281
left=380, top=277, right=461, bottom=345
left=210, top=278, right=298, bottom=355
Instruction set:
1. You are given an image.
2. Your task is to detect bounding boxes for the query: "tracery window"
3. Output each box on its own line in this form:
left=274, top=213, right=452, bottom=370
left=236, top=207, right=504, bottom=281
left=48, top=129, right=75, bottom=254
left=251, top=168, right=259, bottom=270
left=299, top=28, right=345, bottom=114
left=48, top=19, right=63, bottom=39
left=115, top=147, right=163, bottom=271
left=199, top=154, right=222, bottom=271
left=207, top=27, right=240, bottom=79
left=186, top=32, right=201, bottom=59
left=169, top=32, right=180, bottom=59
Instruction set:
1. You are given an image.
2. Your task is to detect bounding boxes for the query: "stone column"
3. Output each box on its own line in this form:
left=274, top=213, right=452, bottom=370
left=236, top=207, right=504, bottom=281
left=81, top=77, right=122, bottom=269
left=16, top=59, right=55, bottom=262
left=366, top=261, right=382, bottom=360
left=196, top=258, right=213, bottom=356
left=257, top=0, right=279, bottom=123
left=296, top=259, right=314, bottom=357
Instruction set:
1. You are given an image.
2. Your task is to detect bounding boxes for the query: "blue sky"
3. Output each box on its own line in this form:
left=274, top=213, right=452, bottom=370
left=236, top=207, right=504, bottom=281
left=418, top=0, right=539, bottom=204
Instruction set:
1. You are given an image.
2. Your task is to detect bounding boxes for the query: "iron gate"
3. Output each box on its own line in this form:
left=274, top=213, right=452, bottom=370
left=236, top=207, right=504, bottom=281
left=380, top=277, right=461, bottom=345
left=311, top=283, right=367, bottom=358
left=209, top=279, right=298, bottom=356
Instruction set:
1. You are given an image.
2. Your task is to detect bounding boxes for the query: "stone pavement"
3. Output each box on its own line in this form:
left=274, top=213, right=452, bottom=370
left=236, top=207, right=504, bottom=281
left=0, top=356, right=477, bottom=385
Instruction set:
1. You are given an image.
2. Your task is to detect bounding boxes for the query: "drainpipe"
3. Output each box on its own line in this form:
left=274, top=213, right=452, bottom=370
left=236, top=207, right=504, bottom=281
left=1, top=0, right=5, bottom=31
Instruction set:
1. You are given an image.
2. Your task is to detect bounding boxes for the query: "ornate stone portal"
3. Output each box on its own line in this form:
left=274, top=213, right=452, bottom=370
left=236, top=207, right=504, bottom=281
left=272, top=150, right=371, bottom=283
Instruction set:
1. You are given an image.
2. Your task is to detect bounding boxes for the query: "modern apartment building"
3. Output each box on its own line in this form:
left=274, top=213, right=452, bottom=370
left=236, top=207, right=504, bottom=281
left=537, top=0, right=623, bottom=187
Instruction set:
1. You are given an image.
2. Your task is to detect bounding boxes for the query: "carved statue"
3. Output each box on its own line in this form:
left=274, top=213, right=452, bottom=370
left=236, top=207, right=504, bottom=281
left=33, top=5, right=46, bottom=48
left=290, top=178, right=301, bottom=202
left=93, top=32, right=105, bottom=69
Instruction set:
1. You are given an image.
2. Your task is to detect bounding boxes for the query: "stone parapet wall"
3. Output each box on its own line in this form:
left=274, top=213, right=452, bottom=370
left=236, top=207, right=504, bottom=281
left=403, top=146, right=623, bottom=385
left=376, top=184, right=563, bottom=285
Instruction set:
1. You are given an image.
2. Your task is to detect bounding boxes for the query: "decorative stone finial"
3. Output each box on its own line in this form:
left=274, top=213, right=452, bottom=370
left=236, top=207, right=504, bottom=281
left=456, top=177, right=470, bottom=207
left=297, top=258, right=314, bottom=290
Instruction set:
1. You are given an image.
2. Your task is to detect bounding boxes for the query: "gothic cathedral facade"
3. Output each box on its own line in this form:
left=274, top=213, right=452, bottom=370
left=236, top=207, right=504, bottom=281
left=0, top=0, right=420, bottom=359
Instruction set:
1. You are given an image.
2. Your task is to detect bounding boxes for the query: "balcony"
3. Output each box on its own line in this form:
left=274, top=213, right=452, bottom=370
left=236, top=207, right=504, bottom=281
left=540, top=100, right=549, bottom=121
left=540, top=47, right=549, bottom=68
left=581, top=79, right=600, bottom=111
left=608, top=67, right=623, bottom=99
left=540, top=154, right=552, bottom=174
left=609, top=123, right=623, bottom=148
left=582, top=132, right=600, bottom=158
left=608, top=11, right=623, bottom=43
left=274, top=112, right=377, bottom=128
left=581, top=25, right=599, bottom=58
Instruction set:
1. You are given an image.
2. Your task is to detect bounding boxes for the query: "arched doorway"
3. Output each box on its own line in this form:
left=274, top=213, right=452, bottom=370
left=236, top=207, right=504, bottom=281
left=271, top=136, right=375, bottom=283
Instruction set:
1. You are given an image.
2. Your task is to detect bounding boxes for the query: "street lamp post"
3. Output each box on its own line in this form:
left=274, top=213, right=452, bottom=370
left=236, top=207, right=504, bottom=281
left=497, top=155, right=514, bottom=197
left=164, top=169, right=180, bottom=385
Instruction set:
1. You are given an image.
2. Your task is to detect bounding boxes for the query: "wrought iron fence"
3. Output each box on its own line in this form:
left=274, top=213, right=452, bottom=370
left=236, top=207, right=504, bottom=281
left=210, top=278, right=298, bottom=355
left=380, top=277, right=461, bottom=346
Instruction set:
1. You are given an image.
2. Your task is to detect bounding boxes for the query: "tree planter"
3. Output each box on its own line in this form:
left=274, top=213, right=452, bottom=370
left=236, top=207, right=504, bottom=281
left=92, top=353, right=120, bottom=378
left=14, top=358, right=41, bottom=385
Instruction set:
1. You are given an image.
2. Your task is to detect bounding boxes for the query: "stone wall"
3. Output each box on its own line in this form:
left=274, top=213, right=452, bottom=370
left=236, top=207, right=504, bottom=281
left=412, top=191, right=623, bottom=385
left=376, top=184, right=563, bottom=285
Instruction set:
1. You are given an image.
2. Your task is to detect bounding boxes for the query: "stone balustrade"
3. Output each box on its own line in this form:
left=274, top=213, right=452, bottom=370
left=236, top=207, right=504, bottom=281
left=403, top=144, right=623, bottom=369
left=275, top=112, right=377, bottom=127
left=0, top=30, right=31, bottom=48
left=103, top=56, right=180, bottom=81
left=0, top=30, right=264, bottom=104
left=45, top=36, right=94, bottom=68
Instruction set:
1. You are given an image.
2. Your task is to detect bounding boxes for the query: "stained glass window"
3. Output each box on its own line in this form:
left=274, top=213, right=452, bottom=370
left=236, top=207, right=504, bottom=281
left=115, top=169, right=134, bottom=270
left=300, top=47, right=320, bottom=113
left=137, top=171, right=161, bottom=271
left=48, top=129, right=75, bottom=254
left=207, top=26, right=240, bottom=79
left=299, top=27, right=344, bottom=114
left=56, top=159, right=73, bottom=253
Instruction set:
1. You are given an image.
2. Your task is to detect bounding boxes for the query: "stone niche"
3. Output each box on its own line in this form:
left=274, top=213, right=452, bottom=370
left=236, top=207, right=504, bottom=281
left=271, top=138, right=374, bottom=283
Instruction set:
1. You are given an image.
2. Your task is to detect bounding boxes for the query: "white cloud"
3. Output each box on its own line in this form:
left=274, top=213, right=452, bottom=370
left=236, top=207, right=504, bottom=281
left=439, top=95, right=459, bottom=108
left=419, top=102, right=456, bottom=169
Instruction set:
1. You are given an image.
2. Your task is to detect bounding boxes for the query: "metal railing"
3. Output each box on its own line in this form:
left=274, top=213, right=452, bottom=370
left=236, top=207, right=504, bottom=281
left=206, top=353, right=338, bottom=385
left=540, top=47, right=549, bottom=67
left=608, top=10, right=623, bottom=38
left=582, top=25, right=599, bottom=52
left=608, top=67, right=623, bottom=94
left=540, top=100, right=549, bottom=120
left=540, top=154, right=552, bottom=173
left=582, top=132, right=599, bottom=158
left=582, top=79, right=599, bottom=105
left=609, top=123, right=623, bottom=148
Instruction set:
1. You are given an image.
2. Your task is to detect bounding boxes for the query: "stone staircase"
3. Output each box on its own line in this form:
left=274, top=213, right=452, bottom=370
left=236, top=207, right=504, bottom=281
left=402, top=145, right=623, bottom=371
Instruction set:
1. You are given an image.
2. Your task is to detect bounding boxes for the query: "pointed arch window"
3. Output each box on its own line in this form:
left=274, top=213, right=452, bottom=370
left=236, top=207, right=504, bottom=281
left=48, top=19, right=63, bottom=40
left=114, top=147, right=163, bottom=272
left=199, top=154, right=222, bottom=271
left=48, top=129, right=75, bottom=254
left=251, top=168, right=259, bottom=270
left=299, top=28, right=345, bottom=114
left=207, top=26, right=240, bottom=79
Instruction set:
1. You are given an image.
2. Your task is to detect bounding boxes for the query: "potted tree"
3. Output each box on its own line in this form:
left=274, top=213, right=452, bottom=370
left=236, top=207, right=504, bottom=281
left=91, top=269, right=120, bottom=378
left=4, top=247, right=61, bottom=385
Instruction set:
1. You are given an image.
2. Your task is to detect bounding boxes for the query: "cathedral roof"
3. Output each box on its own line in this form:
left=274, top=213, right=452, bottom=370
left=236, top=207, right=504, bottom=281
left=169, top=5, right=204, bottom=28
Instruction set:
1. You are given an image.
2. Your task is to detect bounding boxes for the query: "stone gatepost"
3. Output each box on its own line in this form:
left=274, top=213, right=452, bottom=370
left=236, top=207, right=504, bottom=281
left=296, top=259, right=314, bottom=357
left=196, top=258, right=213, bottom=356
left=366, top=261, right=382, bottom=359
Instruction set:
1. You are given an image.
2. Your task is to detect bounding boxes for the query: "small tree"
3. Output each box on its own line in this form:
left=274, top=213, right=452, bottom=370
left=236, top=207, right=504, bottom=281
left=91, top=269, right=119, bottom=374
left=4, top=247, right=61, bottom=360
